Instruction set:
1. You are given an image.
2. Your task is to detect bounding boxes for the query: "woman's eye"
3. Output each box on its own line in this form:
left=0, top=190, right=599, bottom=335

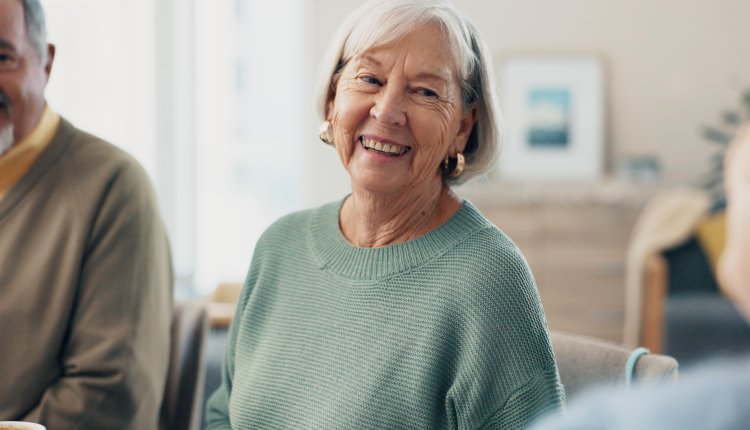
left=360, top=75, right=382, bottom=86
left=416, top=88, right=439, bottom=98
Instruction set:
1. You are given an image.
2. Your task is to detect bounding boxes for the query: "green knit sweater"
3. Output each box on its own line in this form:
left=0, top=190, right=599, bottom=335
left=205, top=199, right=564, bottom=429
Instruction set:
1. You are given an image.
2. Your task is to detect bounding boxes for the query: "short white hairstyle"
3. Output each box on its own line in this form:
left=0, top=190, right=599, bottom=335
left=21, top=0, right=48, bottom=63
left=315, top=0, right=502, bottom=184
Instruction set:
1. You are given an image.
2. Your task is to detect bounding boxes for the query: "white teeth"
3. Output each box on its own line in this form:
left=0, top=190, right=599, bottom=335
left=360, top=137, right=409, bottom=155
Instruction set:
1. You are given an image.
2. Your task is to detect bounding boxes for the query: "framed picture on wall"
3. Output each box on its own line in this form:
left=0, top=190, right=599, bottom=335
left=497, top=56, right=604, bottom=181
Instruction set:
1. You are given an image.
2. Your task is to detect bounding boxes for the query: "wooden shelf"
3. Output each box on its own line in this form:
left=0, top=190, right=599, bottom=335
left=472, top=185, right=650, bottom=343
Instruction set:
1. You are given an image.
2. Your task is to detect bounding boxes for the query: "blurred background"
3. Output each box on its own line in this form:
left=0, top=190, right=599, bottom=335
left=41, top=0, right=750, bottom=363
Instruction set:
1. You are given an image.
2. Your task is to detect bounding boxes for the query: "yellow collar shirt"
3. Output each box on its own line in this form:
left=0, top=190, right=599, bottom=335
left=0, top=106, right=60, bottom=200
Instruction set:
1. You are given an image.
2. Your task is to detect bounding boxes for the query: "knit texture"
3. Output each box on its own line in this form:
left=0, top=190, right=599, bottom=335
left=205, top=200, right=564, bottom=429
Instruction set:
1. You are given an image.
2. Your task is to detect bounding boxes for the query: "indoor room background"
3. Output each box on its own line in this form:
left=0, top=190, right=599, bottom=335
left=40, top=0, right=750, bottom=349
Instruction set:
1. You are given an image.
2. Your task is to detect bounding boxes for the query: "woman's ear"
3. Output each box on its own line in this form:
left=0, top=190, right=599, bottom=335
left=327, top=98, right=335, bottom=120
left=325, top=73, right=341, bottom=119
left=454, top=105, right=477, bottom=153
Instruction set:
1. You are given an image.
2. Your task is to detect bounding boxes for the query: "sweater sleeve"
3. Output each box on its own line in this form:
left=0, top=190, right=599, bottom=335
left=479, top=371, right=565, bottom=429
left=447, top=233, right=565, bottom=430
left=204, top=245, right=262, bottom=429
left=204, top=293, right=243, bottom=430
left=203, top=317, right=237, bottom=430
left=23, top=156, right=173, bottom=430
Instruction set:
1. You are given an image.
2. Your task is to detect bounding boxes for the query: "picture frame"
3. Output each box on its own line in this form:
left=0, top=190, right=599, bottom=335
left=497, top=56, right=604, bottom=181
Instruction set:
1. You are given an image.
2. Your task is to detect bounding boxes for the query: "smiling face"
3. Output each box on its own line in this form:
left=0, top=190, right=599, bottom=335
left=327, top=23, right=476, bottom=198
left=0, top=0, right=52, bottom=152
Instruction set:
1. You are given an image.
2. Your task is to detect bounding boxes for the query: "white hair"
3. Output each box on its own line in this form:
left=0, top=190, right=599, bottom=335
left=315, top=0, right=502, bottom=184
left=21, top=0, right=49, bottom=63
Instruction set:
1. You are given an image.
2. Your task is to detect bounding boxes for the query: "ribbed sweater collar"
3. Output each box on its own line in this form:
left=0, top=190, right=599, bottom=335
left=309, top=198, right=490, bottom=280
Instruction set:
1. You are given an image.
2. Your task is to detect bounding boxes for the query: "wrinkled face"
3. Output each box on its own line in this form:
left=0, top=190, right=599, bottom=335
left=327, top=23, right=475, bottom=197
left=0, top=0, right=51, bottom=152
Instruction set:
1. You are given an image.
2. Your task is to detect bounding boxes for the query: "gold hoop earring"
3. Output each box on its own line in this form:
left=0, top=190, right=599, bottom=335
left=319, top=121, right=333, bottom=145
left=443, top=153, right=465, bottom=178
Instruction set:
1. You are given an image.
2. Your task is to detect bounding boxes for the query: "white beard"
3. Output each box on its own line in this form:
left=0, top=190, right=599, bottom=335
left=0, top=124, right=14, bottom=156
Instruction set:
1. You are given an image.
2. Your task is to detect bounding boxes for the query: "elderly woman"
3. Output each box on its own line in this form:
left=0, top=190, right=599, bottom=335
left=205, top=1, right=564, bottom=428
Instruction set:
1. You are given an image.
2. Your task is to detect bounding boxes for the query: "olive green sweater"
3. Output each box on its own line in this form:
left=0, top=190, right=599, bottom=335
left=0, top=118, right=172, bottom=429
left=206, top=200, right=564, bottom=429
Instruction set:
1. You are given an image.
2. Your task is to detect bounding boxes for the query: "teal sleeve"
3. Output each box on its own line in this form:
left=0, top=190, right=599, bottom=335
left=204, top=307, right=239, bottom=430
left=481, top=370, right=565, bottom=429
left=204, top=262, right=258, bottom=429
left=449, top=240, right=565, bottom=429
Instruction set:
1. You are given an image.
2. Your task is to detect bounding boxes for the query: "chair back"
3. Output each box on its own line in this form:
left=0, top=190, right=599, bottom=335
left=161, top=300, right=209, bottom=430
left=550, top=331, right=678, bottom=399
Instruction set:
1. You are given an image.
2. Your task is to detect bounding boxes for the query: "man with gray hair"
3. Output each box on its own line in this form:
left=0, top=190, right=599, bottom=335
left=0, top=1, right=173, bottom=428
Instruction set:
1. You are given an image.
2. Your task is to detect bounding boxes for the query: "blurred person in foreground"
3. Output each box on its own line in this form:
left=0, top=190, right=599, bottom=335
left=533, top=123, right=750, bottom=429
left=205, top=0, right=564, bottom=428
left=0, top=0, right=172, bottom=428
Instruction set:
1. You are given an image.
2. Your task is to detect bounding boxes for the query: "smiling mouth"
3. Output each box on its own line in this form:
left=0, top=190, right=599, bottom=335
left=359, top=136, right=411, bottom=156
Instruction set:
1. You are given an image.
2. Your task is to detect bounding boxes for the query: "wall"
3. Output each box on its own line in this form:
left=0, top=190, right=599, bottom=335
left=37, top=0, right=750, bottom=290
left=306, top=0, right=750, bottom=204
left=43, top=0, right=157, bottom=176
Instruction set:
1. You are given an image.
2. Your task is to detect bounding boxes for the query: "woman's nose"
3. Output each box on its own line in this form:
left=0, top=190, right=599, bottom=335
left=370, top=86, right=406, bottom=127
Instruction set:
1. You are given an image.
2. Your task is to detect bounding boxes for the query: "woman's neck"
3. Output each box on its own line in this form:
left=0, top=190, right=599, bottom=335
left=339, top=183, right=462, bottom=248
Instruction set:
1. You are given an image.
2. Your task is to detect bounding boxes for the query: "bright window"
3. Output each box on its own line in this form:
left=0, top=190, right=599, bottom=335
left=43, top=0, right=312, bottom=295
